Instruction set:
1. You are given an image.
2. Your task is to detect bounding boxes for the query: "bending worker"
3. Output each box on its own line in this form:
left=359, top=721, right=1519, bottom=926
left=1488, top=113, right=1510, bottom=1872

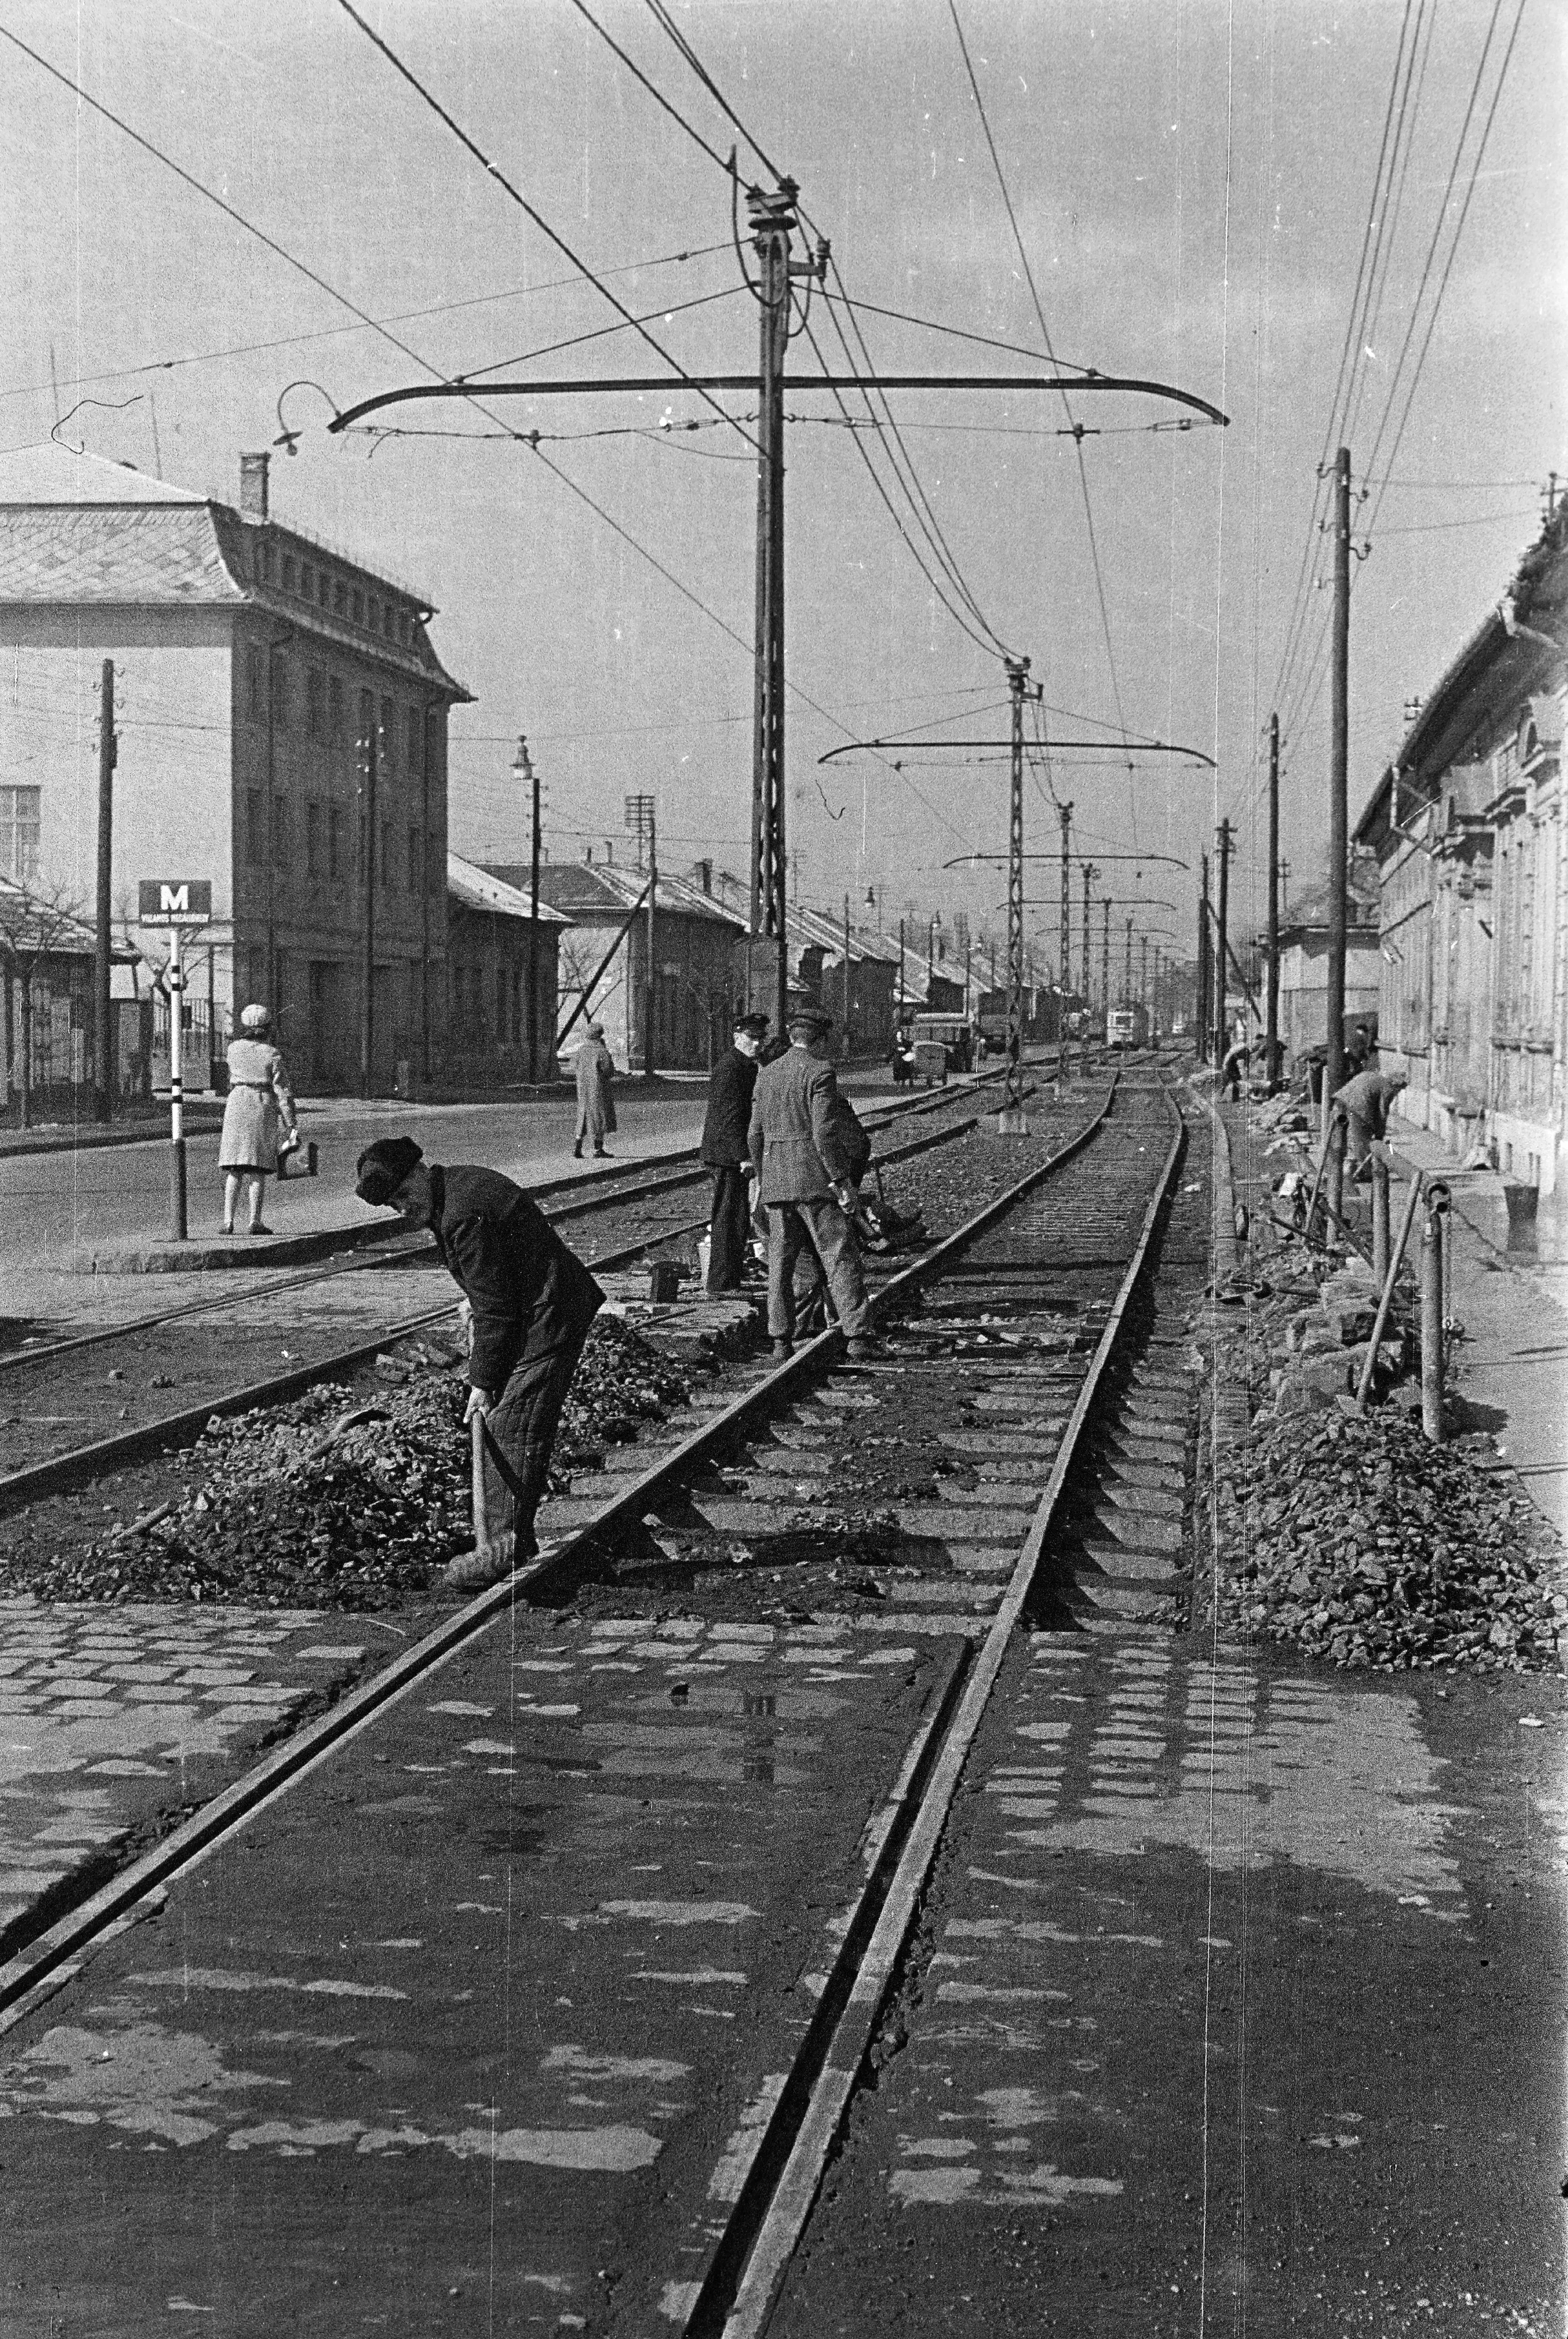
left=700, top=1009, right=769, bottom=1294
left=747, top=1004, right=877, bottom=1362
left=354, top=1136, right=602, bottom=1588
left=1332, top=1065, right=1409, bottom=1179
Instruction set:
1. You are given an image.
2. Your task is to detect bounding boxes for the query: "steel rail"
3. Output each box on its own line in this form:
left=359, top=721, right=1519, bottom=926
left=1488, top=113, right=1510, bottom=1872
left=0, top=1075, right=1126, bottom=2028
left=701, top=1075, right=1186, bottom=2339
left=0, top=1084, right=1020, bottom=1516
left=0, top=1074, right=1005, bottom=1381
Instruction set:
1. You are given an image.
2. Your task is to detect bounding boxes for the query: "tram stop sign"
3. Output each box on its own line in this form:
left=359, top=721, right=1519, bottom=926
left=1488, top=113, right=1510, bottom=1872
left=138, top=879, right=212, bottom=927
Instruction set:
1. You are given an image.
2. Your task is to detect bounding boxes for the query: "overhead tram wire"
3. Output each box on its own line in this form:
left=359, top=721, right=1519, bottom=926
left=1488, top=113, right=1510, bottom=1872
left=642, top=0, right=786, bottom=185
left=945, top=0, right=1142, bottom=843
left=332, top=0, right=759, bottom=456
left=1343, top=0, right=1437, bottom=455
left=564, top=0, right=736, bottom=175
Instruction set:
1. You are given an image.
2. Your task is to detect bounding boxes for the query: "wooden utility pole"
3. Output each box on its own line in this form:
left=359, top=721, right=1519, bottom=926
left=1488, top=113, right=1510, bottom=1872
left=1213, top=818, right=1233, bottom=1061
left=1101, top=898, right=1111, bottom=1023
left=1327, top=444, right=1352, bottom=1100
left=522, top=736, right=542, bottom=1084
left=92, top=659, right=115, bottom=1122
left=1081, top=863, right=1094, bottom=1010
left=358, top=713, right=378, bottom=1096
left=1207, top=856, right=1217, bottom=1066
left=645, top=804, right=657, bottom=1078
left=1139, top=934, right=1149, bottom=1012
left=1266, top=710, right=1281, bottom=1082
left=1123, top=916, right=1134, bottom=1005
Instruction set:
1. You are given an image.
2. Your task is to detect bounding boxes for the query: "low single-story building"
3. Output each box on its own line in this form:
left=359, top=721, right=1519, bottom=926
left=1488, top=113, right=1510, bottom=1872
left=443, top=852, right=570, bottom=1088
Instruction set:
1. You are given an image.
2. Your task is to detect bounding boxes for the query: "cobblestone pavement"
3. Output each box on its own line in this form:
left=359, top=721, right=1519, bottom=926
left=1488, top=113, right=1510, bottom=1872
left=0, top=1599, right=388, bottom=1945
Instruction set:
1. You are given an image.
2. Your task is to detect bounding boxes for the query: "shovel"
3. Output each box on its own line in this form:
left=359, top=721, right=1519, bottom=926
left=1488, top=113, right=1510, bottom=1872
left=442, top=1410, right=522, bottom=1591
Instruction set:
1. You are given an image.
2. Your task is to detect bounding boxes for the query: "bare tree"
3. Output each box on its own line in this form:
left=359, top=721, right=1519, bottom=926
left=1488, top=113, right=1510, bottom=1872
left=0, top=878, right=93, bottom=1129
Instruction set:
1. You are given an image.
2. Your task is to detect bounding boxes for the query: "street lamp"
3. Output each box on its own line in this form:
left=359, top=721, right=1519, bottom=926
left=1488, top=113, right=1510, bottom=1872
left=513, top=735, right=541, bottom=1084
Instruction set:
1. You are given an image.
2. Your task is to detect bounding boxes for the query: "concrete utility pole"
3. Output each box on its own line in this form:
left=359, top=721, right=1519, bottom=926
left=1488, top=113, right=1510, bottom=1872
left=1123, top=916, right=1134, bottom=1005
left=1328, top=444, right=1352, bottom=1102
left=1002, top=656, right=1033, bottom=1117
left=1139, top=934, right=1149, bottom=1012
left=92, top=659, right=116, bottom=1122
left=1198, top=854, right=1210, bottom=1060
left=1213, top=818, right=1233, bottom=1060
left=359, top=711, right=377, bottom=1096
left=517, top=736, right=541, bottom=1084
left=747, top=183, right=828, bottom=1038
left=1266, top=710, right=1281, bottom=1081
left=1101, top=899, right=1111, bottom=1023
left=1081, top=863, right=1095, bottom=1009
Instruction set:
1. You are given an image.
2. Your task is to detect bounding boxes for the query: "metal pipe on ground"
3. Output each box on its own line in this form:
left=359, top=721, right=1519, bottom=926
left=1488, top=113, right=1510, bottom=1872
left=1372, top=1153, right=1391, bottom=1283
left=1355, top=1167, right=1425, bottom=1415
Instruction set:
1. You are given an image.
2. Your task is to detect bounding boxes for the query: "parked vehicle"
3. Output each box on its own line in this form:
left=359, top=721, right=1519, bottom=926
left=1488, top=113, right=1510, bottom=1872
left=911, top=1012, right=972, bottom=1085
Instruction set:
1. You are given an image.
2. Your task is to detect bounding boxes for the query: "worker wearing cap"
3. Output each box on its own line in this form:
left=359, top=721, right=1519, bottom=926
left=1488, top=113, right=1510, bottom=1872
left=354, top=1137, right=602, bottom=1588
left=747, top=1006, right=877, bottom=1361
left=1332, top=1066, right=1409, bottom=1178
left=700, top=1010, right=769, bottom=1294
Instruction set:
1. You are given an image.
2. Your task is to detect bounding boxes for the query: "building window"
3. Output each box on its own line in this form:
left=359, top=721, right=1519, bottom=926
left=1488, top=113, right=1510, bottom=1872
left=300, top=562, right=314, bottom=599
left=272, top=794, right=289, bottom=871
left=406, top=706, right=423, bottom=776
left=358, top=689, right=374, bottom=755
left=281, top=555, right=297, bottom=593
left=306, top=801, right=322, bottom=880
left=497, top=962, right=509, bottom=1044
left=407, top=825, right=419, bottom=893
left=0, top=785, right=41, bottom=882
left=246, top=788, right=264, bottom=865
left=328, top=807, right=344, bottom=881
left=380, top=822, right=391, bottom=886
left=333, top=580, right=347, bottom=615
left=351, top=589, right=365, bottom=625
left=272, top=657, right=290, bottom=731
left=369, top=596, right=381, bottom=632
left=253, top=544, right=267, bottom=585
left=317, top=572, right=329, bottom=609
left=305, top=666, right=326, bottom=742
left=328, top=673, right=344, bottom=745
left=246, top=647, right=264, bottom=719
left=380, top=697, right=396, bottom=773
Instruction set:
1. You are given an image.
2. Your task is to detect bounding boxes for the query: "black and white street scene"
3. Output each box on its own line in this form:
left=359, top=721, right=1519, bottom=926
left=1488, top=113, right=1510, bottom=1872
left=1, top=3, right=1565, bottom=2331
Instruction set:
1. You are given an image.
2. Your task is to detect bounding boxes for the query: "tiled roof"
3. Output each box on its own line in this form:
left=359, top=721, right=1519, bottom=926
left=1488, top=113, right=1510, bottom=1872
left=522, top=861, right=748, bottom=928
left=447, top=852, right=570, bottom=923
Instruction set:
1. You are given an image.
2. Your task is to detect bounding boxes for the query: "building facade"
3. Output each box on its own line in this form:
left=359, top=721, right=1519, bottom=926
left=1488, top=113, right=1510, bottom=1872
left=444, top=854, right=568, bottom=1088
left=1273, top=872, right=1382, bottom=1071
left=0, top=442, right=470, bottom=1100
left=1355, top=500, right=1568, bottom=1188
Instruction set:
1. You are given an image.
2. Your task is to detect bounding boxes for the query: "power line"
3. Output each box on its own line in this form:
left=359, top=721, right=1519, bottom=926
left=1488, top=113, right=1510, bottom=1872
left=565, top=0, right=735, bottom=175
left=820, top=287, right=1095, bottom=376
left=333, top=0, right=760, bottom=455
left=641, top=0, right=785, bottom=184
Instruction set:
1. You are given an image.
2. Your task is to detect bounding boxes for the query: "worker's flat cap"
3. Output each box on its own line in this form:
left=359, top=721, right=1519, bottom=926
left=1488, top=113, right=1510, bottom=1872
left=355, top=1136, right=425, bottom=1206
left=733, top=1012, right=769, bottom=1034
left=787, top=1007, right=833, bottom=1035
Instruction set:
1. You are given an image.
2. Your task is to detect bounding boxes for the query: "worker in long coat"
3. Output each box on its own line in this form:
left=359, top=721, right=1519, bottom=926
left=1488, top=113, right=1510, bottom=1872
left=747, top=1005, right=876, bottom=1361
left=700, top=1010, right=768, bottom=1293
left=218, top=1003, right=299, bottom=1235
left=1332, top=1066, right=1408, bottom=1176
left=354, top=1136, right=603, bottom=1589
left=572, top=1021, right=617, bottom=1158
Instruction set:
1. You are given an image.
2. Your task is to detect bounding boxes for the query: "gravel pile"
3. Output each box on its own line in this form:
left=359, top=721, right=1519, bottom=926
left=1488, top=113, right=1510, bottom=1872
left=4, top=1317, right=697, bottom=1611
left=1217, top=1409, right=1568, bottom=1672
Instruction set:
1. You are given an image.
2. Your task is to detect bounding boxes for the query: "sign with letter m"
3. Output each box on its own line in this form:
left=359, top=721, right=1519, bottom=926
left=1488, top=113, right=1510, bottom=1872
left=138, top=879, right=213, bottom=927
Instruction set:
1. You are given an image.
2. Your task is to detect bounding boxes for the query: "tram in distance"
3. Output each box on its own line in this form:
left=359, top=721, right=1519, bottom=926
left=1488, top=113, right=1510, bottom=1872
left=1107, top=1002, right=1150, bottom=1050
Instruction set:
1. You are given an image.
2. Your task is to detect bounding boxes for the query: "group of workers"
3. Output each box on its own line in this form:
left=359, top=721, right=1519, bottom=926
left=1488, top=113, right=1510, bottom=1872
left=350, top=997, right=880, bottom=1593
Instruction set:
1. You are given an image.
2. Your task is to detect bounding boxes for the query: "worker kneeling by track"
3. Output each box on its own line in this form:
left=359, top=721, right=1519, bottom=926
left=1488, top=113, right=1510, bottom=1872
left=747, top=1006, right=878, bottom=1361
left=354, top=1137, right=603, bottom=1590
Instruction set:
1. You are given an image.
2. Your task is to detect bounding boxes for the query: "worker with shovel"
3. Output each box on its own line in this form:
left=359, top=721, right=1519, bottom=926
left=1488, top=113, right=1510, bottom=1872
left=354, top=1137, right=602, bottom=1590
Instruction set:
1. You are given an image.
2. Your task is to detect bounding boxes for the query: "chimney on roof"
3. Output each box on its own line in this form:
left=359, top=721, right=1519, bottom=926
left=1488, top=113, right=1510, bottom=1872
left=585, top=844, right=594, bottom=864
left=698, top=857, right=713, bottom=894
left=239, top=452, right=270, bottom=521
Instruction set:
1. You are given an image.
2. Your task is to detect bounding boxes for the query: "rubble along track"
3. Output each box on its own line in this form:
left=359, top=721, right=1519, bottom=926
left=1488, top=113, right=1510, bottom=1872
left=0, top=1073, right=1009, bottom=1505
left=0, top=1067, right=1188, bottom=2339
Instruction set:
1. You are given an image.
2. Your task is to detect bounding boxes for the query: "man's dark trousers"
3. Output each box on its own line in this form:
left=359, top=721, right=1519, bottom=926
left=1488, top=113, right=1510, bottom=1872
left=481, top=1325, right=592, bottom=1552
left=707, top=1166, right=752, bottom=1293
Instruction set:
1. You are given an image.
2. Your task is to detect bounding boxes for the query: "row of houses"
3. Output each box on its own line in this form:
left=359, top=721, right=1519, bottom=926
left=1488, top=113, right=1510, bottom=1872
left=0, top=441, right=984, bottom=1118
left=1354, top=495, right=1568, bottom=1191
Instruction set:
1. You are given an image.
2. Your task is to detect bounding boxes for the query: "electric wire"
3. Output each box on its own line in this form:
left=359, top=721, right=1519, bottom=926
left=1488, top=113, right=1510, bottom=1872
left=641, top=0, right=786, bottom=185
left=564, top=0, right=735, bottom=175
left=333, top=0, right=760, bottom=455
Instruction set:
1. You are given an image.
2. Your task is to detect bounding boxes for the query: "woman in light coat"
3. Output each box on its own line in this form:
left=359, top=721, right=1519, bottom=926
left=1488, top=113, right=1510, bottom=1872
left=218, top=1003, right=299, bottom=1233
left=571, top=1022, right=617, bottom=1158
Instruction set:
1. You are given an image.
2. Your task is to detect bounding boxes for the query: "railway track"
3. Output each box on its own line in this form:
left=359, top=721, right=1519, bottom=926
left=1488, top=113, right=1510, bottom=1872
left=0, top=1071, right=1010, bottom=1505
left=0, top=1066, right=1192, bottom=2336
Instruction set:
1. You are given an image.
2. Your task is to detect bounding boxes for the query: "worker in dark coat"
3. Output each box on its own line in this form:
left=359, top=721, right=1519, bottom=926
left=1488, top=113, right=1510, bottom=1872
left=1332, top=1067, right=1409, bottom=1176
left=700, top=1010, right=769, bottom=1294
left=747, top=1006, right=876, bottom=1360
left=354, top=1137, right=603, bottom=1588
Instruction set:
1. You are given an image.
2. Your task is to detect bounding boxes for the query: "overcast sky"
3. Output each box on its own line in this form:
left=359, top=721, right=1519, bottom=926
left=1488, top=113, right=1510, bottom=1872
left=3, top=0, right=1562, bottom=966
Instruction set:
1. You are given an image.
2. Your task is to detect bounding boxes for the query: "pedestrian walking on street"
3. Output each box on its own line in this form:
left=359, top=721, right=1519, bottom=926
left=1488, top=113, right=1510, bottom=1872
left=747, top=1006, right=876, bottom=1361
left=354, top=1136, right=603, bottom=1589
left=1332, top=1066, right=1409, bottom=1178
left=571, top=1022, right=617, bottom=1158
left=700, top=1010, right=768, bottom=1294
left=218, top=1003, right=299, bottom=1235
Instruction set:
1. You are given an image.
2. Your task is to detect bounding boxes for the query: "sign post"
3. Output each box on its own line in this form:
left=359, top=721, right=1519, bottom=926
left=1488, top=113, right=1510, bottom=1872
left=138, top=881, right=213, bottom=1241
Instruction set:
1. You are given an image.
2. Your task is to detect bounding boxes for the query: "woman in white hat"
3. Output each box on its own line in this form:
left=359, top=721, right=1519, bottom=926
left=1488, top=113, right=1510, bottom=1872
left=218, top=1003, right=299, bottom=1235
